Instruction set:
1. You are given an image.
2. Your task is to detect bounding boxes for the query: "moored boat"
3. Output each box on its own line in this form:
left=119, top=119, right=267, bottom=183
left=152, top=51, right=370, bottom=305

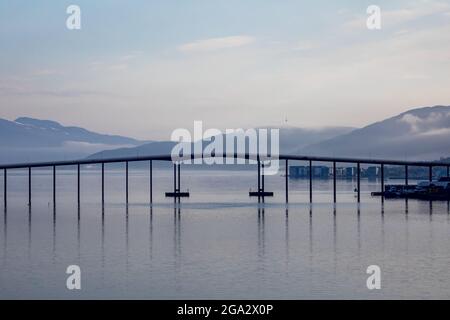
left=372, top=177, right=450, bottom=200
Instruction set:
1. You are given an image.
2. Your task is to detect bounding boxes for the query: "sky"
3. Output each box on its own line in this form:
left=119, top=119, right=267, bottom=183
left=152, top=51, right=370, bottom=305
left=0, top=0, right=450, bottom=140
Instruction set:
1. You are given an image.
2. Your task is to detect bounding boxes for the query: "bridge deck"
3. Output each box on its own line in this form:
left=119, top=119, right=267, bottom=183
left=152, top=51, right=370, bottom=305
left=0, top=153, right=449, bottom=169
left=1, top=153, right=449, bottom=208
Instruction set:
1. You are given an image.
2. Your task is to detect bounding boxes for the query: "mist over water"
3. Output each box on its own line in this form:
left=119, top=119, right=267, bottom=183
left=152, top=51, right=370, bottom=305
left=0, top=168, right=449, bottom=299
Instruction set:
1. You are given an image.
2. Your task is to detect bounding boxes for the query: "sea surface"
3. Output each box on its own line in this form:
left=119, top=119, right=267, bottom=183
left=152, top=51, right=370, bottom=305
left=0, top=166, right=449, bottom=299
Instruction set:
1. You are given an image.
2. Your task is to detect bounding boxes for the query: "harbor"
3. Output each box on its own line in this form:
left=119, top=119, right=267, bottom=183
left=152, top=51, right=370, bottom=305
left=372, top=177, right=450, bottom=200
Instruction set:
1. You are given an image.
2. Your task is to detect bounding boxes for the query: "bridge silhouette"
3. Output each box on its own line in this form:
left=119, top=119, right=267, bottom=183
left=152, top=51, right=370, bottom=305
left=1, top=153, right=448, bottom=209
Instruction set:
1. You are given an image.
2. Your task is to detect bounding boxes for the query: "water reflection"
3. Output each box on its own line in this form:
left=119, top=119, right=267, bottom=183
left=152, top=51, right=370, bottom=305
left=429, top=201, right=433, bottom=219
left=257, top=207, right=265, bottom=266
left=3, top=207, right=6, bottom=265
left=307, top=204, right=314, bottom=290
left=149, top=207, right=153, bottom=260
left=173, top=205, right=182, bottom=293
left=357, top=204, right=361, bottom=258
left=126, top=205, right=129, bottom=273
left=174, top=205, right=181, bottom=261
left=27, top=206, right=31, bottom=259
left=309, top=204, right=313, bottom=258
left=284, top=208, right=289, bottom=266
left=405, top=201, right=409, bottom=259
left=333, top=207, right=337, bottom=275
left=3, top=195, right=450, bottom=299
left=52, top=206, right=56, bottom=263
left=98, top=206, right=105, bottom=287
left=101, top=209, right=104, bottom=267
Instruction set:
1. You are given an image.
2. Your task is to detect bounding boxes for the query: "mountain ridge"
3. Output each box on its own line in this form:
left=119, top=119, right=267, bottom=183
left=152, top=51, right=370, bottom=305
left=2, top=105, right=450, bottom=164
left=0, top=117, right=147, bottom=163
left=87, top=126, right=356, bottom=160
left=300, top=105, right=450, bottom=160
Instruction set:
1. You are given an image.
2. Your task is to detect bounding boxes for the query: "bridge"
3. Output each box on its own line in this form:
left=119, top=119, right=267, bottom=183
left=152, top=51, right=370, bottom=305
left=1, top=153, right=449, bottom=210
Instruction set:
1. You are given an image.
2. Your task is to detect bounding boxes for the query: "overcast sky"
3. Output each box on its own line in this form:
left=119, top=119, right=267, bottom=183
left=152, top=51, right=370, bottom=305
left=1, top=0, right=450, bottom=140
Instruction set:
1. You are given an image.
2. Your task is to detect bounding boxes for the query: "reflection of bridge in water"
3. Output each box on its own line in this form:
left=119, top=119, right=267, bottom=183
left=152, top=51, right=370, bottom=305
left=1, top=153, right=449, bottom=208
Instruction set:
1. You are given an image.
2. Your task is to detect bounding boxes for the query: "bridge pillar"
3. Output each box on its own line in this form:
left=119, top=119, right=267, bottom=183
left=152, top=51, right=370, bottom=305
left=177, top=163, right=181, bottom=203
left=126, top=161, right=129, bottom=204
left=258, top=160, right=262, bottom=203
left=262, top=163, right=265, bottom=203
left=429, top=166, right=432, bottom=182
left=249, top=159, right=273, bottom=199
left=357, top=163, right=360, bottom=203
left=165, top=162, right=189, bottom=199
left=28, top=167, right=31, bottom=206
left=173, top=163, right=176, bottom=195
left=285, top=159, right=288, bottom=203
left=178, top=163, right=181, bottom=194
left=53, top=165, right=56, bottom=207
left=3, top=168, right=6, bottom=209
left=77, top=164, right=80, bottom=220
left=333, top=161, right=337, bottom=203
left=309, top=160, right=312, bottom=203
left=149, top=160, right=153, bottom=204
left=77, top=164, right=80, bottom=209
left=101, top=162, right=105, bottom=206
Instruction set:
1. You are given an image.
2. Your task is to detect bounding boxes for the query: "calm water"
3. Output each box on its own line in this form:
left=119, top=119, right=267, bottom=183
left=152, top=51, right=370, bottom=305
left=0, top=166, right=449, bottom=299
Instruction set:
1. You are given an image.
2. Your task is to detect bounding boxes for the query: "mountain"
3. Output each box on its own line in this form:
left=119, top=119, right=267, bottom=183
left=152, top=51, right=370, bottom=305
left=87, top=126, right=355, bottom=161
left=89, top=140, right=177, bottom=159
left=300, top=105, right=450, bottom=160
left=277, top=126, right=355, bottom=152
left=0, top=117, right=147, bottom=164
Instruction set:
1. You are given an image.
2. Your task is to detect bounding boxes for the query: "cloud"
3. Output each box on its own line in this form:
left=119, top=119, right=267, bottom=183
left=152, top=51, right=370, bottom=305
left=63, top=141, right=136, bottom=151
left=0, top=85, right=108, bottom=98
left=398, top=111, right=450, bottom=134
left=31, top=69, right=61, bottom=77
left=89, top=51, right=142, bottom=72
left=292, top=41, right=316, bottom=52
left=118, top=51, right=143, bottom=62
left=178, top=36, right=255, bottom=53
left=398, top=113, right=423, bottom=132
left=418, top=127, right=450, bottom=136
